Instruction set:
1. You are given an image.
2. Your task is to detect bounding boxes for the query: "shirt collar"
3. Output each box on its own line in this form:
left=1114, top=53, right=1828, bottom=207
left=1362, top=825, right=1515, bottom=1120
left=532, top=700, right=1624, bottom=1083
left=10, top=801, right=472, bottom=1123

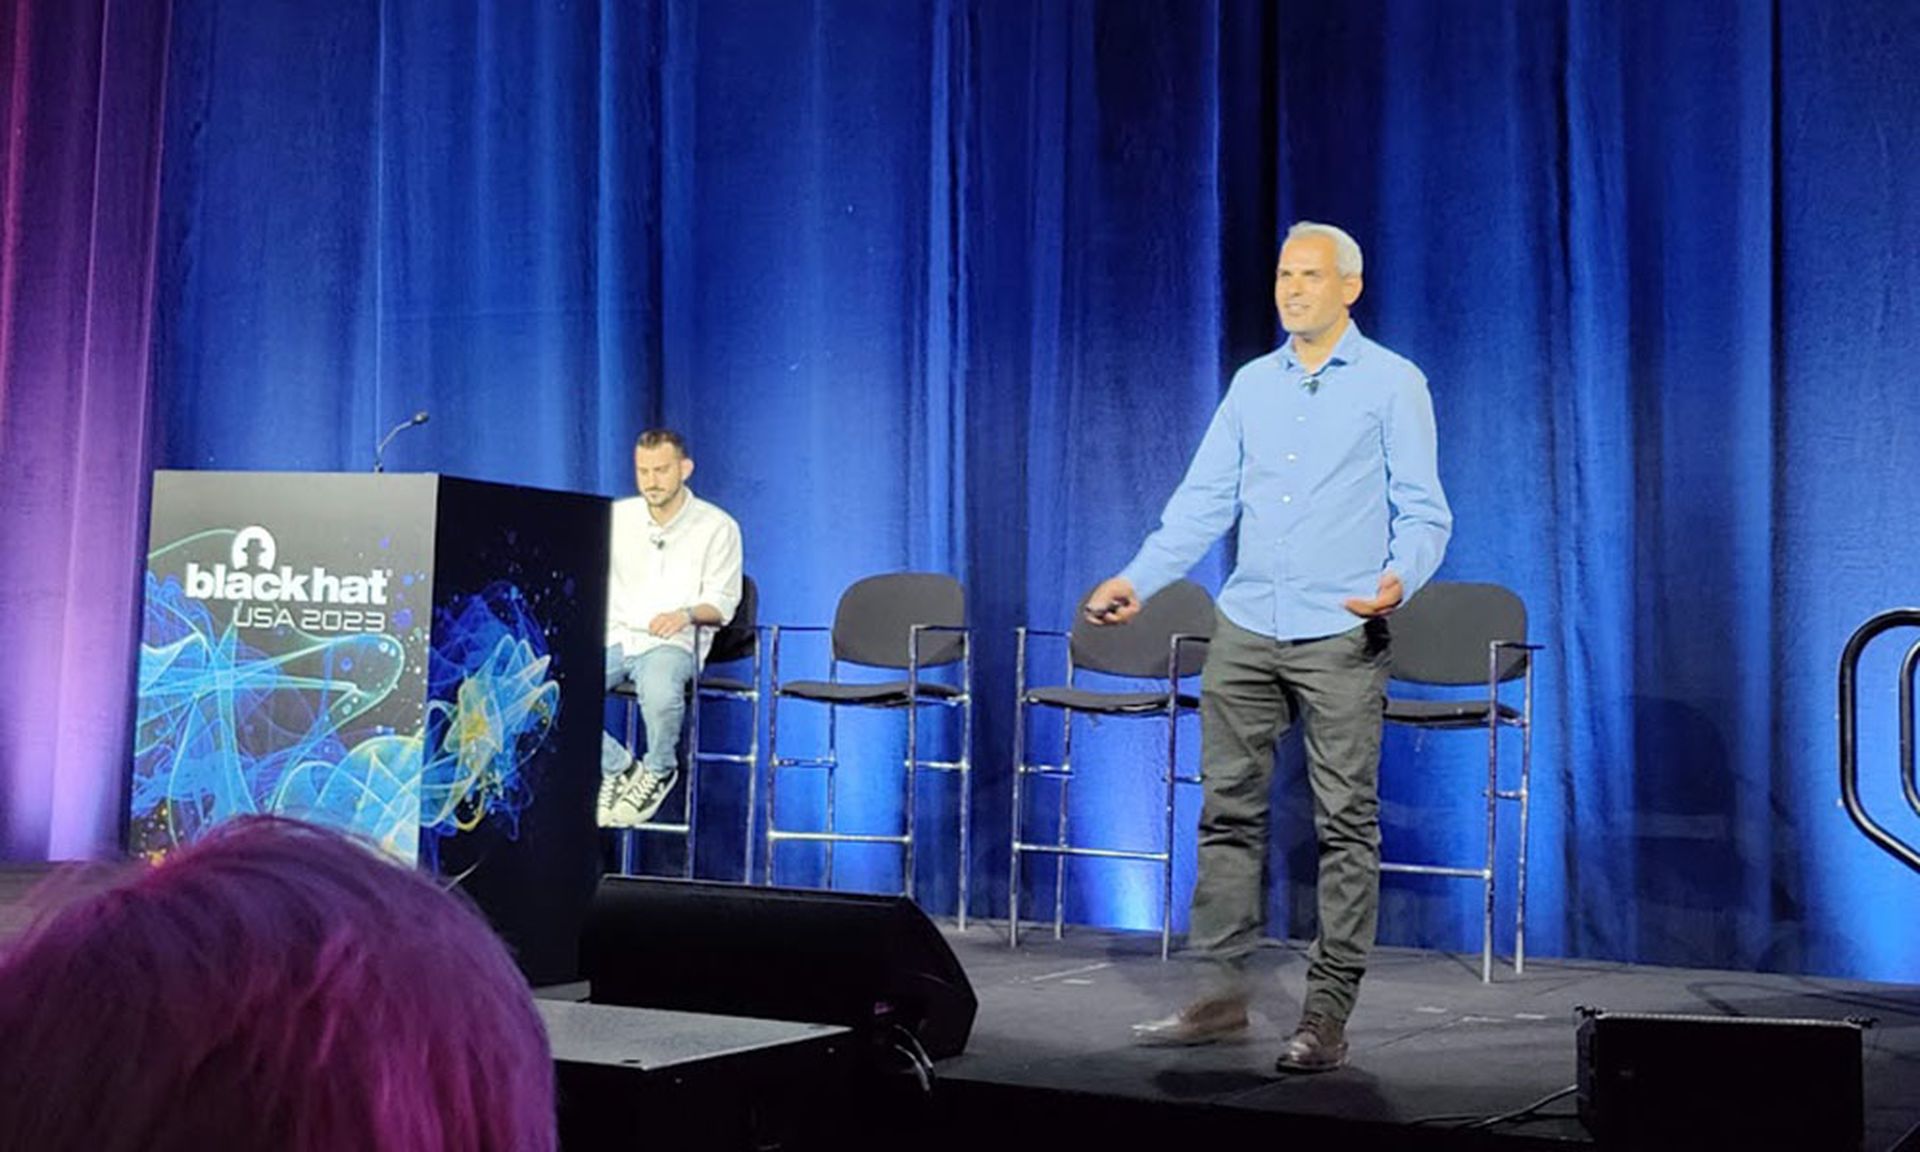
left=1280, top=320, right=1367, bottom=378
left=648, top=488, right=699, bottom=533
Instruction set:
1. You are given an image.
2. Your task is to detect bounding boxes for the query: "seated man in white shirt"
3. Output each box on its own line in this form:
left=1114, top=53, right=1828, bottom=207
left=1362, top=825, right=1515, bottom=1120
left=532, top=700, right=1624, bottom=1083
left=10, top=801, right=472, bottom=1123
left=600, top=428, right=744, bottom=829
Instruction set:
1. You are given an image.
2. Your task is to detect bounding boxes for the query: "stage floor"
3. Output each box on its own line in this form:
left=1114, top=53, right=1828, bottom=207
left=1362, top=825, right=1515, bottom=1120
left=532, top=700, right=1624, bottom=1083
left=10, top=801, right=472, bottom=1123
left=8, top=864, right=1916, bottom=1148
left=935, top=922, right=1920, bottom=1149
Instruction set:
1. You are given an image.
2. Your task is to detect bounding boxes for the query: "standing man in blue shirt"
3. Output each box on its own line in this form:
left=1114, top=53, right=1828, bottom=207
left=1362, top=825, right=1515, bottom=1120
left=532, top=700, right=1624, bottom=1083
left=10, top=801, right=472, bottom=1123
left=1089, top=222, right=1451, bottom=1073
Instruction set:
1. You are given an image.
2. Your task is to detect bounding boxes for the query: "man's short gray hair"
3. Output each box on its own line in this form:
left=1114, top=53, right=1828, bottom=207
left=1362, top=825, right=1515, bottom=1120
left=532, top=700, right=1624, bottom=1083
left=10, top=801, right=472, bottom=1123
left=1285, top=221, right=1364, bottom=278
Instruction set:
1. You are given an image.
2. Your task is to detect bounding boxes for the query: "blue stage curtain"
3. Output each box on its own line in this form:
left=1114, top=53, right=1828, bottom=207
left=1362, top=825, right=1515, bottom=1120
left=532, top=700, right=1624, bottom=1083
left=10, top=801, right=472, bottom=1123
left=7, top=0, right=1918, bottom=981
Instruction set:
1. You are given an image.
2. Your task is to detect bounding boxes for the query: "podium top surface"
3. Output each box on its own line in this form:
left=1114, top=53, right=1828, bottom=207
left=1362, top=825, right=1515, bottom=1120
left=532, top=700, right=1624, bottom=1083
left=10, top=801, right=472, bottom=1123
left=151, top=468, right=611, bottom=502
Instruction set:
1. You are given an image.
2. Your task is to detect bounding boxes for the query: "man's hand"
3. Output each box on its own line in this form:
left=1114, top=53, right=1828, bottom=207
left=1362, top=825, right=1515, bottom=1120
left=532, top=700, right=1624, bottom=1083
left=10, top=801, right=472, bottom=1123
left=1083, top=576, right=1141, bottom=626
left=1343, top=571, right=1404, bottom=618
left=648, top=609, right=693, bottom=638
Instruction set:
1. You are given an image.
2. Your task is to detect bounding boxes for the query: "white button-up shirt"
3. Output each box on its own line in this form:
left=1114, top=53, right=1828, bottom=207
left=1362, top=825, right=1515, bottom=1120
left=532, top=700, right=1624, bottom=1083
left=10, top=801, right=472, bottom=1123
left=605, top=489, right=744, bottom=664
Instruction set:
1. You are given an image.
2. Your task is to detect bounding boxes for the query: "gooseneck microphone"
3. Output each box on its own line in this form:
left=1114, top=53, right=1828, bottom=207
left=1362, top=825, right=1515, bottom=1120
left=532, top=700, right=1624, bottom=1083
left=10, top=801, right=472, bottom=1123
left=373, top=411, right=430, bottom=473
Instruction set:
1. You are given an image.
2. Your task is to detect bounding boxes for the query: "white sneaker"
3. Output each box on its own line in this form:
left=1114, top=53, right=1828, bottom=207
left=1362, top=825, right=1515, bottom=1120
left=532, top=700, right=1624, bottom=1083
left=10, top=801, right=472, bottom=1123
left=595, top=771, right=626, bottom=827
left=608, top=768, right=678, bottom=827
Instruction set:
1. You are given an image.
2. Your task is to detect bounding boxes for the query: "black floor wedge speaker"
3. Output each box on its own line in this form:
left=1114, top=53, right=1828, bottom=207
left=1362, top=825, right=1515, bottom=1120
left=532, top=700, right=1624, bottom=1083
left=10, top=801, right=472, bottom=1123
left=580, top=876, right=978, bottom=1060
left=1576, top=1008, right=1865, bottom=1150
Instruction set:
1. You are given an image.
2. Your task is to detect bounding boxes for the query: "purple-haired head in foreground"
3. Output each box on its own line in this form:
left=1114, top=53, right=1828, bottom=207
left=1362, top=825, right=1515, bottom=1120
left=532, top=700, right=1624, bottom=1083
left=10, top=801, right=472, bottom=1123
left=0, top=816, right=554, bottom=1151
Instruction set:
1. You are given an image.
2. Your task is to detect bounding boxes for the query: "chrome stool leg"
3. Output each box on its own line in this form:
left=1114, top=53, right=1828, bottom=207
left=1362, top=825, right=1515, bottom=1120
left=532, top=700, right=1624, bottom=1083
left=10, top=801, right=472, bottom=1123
left=1054, top=705, right=1073, bottom=940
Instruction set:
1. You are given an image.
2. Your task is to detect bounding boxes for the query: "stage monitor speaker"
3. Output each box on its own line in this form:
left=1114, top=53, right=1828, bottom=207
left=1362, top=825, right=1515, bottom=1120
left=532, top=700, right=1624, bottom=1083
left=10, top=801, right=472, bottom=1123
left=1575, top=1008, right=1865, bottom=1150
left=580, top=876, right=977, bottom=1060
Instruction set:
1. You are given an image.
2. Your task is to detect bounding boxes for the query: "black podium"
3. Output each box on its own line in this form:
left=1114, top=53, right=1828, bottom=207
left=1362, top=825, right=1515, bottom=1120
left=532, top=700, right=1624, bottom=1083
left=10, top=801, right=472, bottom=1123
left=131, top=470, right=609, bottom=985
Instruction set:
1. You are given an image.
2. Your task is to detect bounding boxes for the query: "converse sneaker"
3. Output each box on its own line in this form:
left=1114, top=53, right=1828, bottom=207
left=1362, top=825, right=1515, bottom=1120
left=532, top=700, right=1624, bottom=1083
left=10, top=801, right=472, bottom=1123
left=609, top=767, right=678, bottom=827
left=596, top=771, right=626, bottom=827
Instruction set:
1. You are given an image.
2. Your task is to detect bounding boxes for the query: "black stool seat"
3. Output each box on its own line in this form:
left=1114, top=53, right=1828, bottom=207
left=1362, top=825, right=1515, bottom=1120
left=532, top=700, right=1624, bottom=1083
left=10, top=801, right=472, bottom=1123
left=777, top=679, right=965, bottom=706
left=1382, top=697, right=1522, bottom=727
left=1023, top=686, right=1200, bottom=715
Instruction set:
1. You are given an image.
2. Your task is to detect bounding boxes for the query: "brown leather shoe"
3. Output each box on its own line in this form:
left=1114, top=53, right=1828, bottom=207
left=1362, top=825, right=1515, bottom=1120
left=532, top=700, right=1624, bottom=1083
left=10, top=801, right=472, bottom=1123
left=1130, top=996, right=1250, bottom=1047
left=1274, top=1011, right=1348, bottom=1073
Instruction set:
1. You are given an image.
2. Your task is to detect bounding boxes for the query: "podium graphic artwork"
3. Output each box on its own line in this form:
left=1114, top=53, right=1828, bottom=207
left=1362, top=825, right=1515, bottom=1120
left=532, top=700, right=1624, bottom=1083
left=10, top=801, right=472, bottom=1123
left=132, top=471, right=609, bottom=983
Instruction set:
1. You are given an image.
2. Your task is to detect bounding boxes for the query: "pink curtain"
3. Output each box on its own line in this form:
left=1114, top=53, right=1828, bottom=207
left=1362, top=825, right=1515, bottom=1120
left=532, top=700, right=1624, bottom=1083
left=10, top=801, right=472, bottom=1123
left=0, top=0, right=171, bottom=859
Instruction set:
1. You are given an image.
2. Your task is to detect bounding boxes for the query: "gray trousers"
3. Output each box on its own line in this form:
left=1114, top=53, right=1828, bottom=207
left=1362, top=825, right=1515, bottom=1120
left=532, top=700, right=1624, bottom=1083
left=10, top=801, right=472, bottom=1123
left=1188, top=611, right=1390, bottom=1023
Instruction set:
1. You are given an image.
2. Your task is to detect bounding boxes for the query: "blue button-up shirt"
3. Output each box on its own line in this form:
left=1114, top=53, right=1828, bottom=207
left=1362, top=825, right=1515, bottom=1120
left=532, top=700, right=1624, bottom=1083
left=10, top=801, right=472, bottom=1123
left=1120, top=322, right=1452, bottom=642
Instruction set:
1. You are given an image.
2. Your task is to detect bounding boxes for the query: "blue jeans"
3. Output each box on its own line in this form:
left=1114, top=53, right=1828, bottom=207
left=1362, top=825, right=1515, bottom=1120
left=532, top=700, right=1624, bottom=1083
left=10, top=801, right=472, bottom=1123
left=602, top=643, right=695, bottom=780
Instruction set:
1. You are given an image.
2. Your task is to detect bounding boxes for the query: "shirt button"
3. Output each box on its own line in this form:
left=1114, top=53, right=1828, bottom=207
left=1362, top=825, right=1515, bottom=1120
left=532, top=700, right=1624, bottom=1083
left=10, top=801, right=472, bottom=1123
left=1286, top=453, right=1298, bottom=462
left=1282, top=495, right=1292, bottom=504
left=1296, top=415, right=1307, bottom=423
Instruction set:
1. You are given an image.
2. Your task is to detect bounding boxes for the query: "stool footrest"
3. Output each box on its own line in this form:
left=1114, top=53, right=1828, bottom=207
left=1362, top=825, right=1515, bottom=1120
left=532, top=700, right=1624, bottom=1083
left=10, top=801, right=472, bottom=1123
left=1014, top=842, right=1168, bottom=863
left=1379, top=862, right=1488, bottom=880
left=768, top=831, right=910, bottom=846
left=622, top=821, right=691, bottom=836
